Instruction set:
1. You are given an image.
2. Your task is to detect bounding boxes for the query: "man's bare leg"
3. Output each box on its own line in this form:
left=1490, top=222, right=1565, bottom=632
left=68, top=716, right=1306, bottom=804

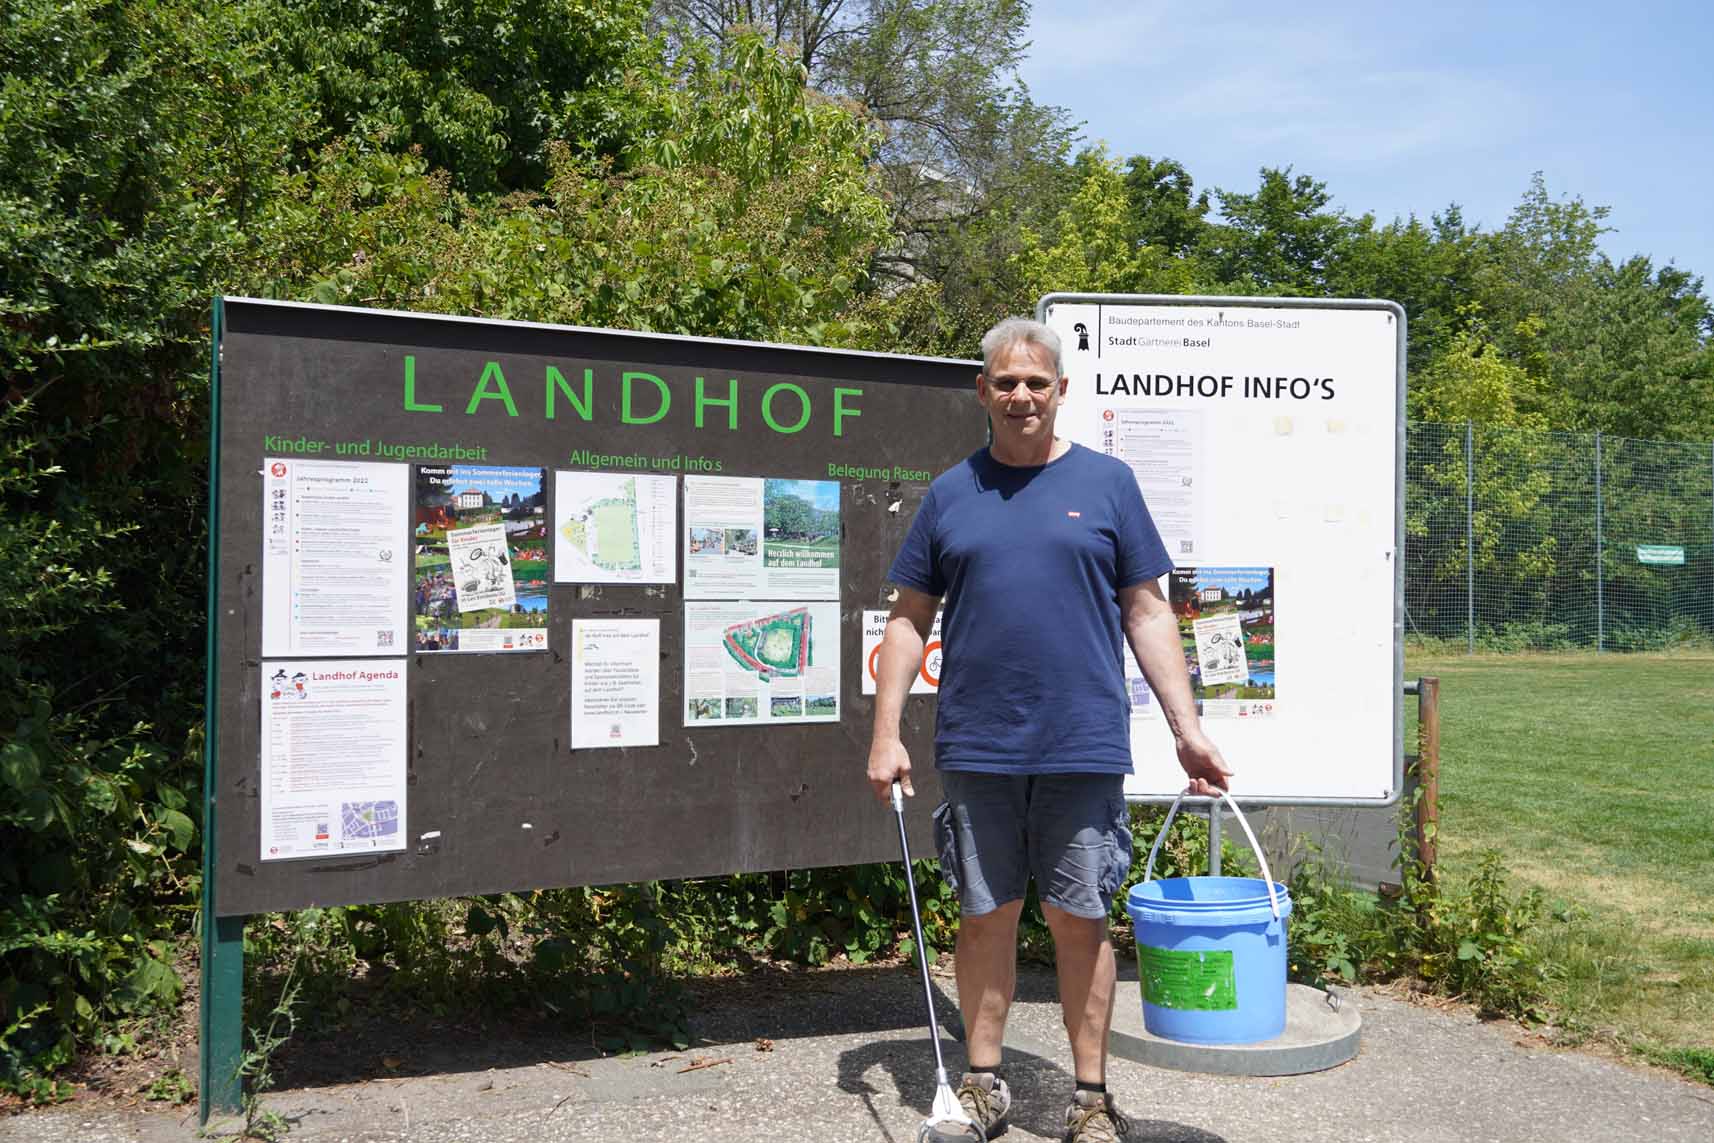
left=1042, top=903, right=1116, bottom=1084
left=956, top=899, right=1024, bottom=1068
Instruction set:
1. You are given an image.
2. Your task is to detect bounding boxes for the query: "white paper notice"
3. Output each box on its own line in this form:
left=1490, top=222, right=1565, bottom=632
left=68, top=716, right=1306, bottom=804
left=262, top=459, right=409, bottom=657
left=446, top=523, right=516, bottom=612
left=684, top=601, right=839, bottom=725
left=260, top=660, right=406, bottom=860
left=684, top=476, right=840, bottom=599
left=860, top=609, right=943, bottom=694
left=1193, top=613, right=1248, bottom=686
left=1098, top=409, right=1205, bottom=560
left=554, top=472, right=677, bottom=584
left=571, top=619, right=661, bottom=749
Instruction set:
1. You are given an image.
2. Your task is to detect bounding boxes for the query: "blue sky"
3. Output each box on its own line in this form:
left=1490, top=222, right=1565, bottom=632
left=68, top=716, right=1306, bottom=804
left=767, top=478, right=841, bottom=510
left=1020, top=1, right=1713, bottom=282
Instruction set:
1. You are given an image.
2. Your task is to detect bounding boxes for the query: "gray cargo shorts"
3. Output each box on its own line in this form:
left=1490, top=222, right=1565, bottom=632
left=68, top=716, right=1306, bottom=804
left=931, top=771, right=1133, bottom=920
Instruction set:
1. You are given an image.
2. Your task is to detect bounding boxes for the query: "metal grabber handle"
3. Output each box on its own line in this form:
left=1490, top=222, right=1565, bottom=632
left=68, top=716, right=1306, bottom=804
left=892, top=781, right=949, bottom=1074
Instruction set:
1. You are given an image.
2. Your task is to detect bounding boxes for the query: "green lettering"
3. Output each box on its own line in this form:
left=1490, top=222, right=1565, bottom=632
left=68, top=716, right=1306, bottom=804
left=547, top=366, right=593, bottom=421
left=695, top=376, right=739, bottom=430
left=622, top=371, right=671, bottom=425
left=833, top=386, right=863, bottom=438
left=403, top=355, right=443, bottom=413
left=761, top=382, right=811, bottom=434
left=465, top=361, right=519, bottom=416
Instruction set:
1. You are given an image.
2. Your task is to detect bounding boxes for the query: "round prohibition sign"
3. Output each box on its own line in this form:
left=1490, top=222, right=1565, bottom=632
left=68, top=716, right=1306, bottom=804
left=919, top=640, right=942, bottom=688
left=866, top=642, right=883, bottom=684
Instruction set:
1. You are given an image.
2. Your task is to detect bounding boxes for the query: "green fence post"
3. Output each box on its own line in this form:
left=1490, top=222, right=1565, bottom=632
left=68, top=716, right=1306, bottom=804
left=200, top=297, right=245, bottom=1124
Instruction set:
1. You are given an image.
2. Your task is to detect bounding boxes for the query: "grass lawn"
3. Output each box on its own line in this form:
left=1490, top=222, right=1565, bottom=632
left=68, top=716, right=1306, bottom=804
left=1404, top=649, right=1714, bottom=1064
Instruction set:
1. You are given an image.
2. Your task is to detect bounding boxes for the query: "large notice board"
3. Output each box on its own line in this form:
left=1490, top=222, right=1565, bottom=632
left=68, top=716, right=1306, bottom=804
left=211, top=299, right=982, bottom=915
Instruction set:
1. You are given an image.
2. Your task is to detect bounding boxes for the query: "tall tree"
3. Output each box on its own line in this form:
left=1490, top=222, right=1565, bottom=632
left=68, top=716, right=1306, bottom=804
left=1200, top=167, right=1355, bottom=295
left=652, top=2, right=1075, bottom=275
left=1121, top=154, right=1211, bottom=259
left=277, top=0, right=660, bottom=193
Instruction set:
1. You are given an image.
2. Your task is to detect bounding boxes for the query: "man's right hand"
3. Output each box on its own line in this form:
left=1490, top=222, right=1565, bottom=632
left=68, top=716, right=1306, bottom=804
left=867, top=737, right=913, bottom=803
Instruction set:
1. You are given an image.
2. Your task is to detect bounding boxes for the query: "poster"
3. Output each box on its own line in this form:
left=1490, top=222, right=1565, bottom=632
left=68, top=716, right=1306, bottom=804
left=1098, top=409, right=1205, bottom=561
left=684, top=476, right=841, bottom=599
left=554, top=471, right=677, bottom=584
left=860, top=609, right=943, bottom=695
left=446, top=522, right=516, bottom=611
left=260, top=660, right=407, bottom=860
left=1130, top=566, right=1277, bottom=720
left=571, top=619, right=661, bottom=749
left=413, top=464, right=548, bottom=652
left=684, top=601, right=840, bottom=725
left=261, top=458, right=409, bottom=657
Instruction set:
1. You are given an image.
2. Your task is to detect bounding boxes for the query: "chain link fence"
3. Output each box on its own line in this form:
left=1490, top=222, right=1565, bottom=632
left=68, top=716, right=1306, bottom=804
left=1405, top=422, right=1714, bottom=651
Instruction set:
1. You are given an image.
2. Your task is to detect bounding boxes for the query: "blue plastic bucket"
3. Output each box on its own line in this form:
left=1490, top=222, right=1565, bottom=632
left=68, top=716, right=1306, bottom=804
left=1127, top=793, right=1292, bottom=1045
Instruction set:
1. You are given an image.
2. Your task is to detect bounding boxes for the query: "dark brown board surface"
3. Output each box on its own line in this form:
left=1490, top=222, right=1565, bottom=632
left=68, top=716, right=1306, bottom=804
left=213, top=299, right=983, bottom=915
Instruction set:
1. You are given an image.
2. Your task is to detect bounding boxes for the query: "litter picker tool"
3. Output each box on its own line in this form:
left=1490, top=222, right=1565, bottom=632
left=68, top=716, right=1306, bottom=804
left=890, top=781, right=984, bottom=1143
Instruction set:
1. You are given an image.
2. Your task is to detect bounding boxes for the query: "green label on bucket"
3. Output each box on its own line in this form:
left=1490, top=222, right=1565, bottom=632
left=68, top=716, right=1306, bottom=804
left=1139, top=946, right=1237, bottom=1011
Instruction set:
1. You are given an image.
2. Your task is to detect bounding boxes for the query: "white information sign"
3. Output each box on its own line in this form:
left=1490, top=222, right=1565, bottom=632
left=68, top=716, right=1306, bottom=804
left=571, top=619, right=661, bottom=749
left=261, top=458, right=409, bottom=657
left=684, top=601, right=840, bottom=725
left=1045, top=296, right=1401, bottom=803
left=554, top=472, right=677, bottom=584
left=860, top=609, right=943, bottom=694
left=260, top=660, right=407, bottom=860
left=683, top=476, right=841, bottom=599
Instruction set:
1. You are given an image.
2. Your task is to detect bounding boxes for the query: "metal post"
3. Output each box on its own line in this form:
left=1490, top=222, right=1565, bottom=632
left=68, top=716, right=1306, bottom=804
left=1414, top=678, right=1441, bottom=888
left=1208, top=801, right=1222, bottom=876
left=1465, top=421, right=1475, bottom=654
left=1595, top=431, right=1604, bottom=653
left=200, top=298, right=244, bottom=1124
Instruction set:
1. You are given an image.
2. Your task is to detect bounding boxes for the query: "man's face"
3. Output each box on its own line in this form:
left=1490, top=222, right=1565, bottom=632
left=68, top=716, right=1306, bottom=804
left=977, top=340, right=1067, bottom=449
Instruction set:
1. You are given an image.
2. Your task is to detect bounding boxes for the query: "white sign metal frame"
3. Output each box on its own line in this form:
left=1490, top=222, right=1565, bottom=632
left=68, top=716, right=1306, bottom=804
left=1037, top=293, right=1406, bottom=808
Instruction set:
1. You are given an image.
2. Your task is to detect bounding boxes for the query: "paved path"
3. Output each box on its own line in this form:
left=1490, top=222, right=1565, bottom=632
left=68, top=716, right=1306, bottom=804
left=7, top=962, right=1712, bottom=1142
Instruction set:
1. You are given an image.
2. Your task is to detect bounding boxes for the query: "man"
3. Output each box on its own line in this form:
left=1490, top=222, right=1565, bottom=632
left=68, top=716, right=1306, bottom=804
left=866, top=317, right=1231, bottom=1142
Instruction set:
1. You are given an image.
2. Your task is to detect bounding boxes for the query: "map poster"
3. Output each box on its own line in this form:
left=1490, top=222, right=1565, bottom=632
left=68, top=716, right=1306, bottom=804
left=571, top=619, right=660, bottom=750
left=683, top=601, right=840, bottom=726
left=860, top=608, right=943, bottom=695
left=683, top=476, right=841, bottom=600
left=553, top=471, right=677, bottom=584
left=413, top=464, right=549, bottom=653
left=261, top=457, right=409, bottom=657
left=260, top=659, right=407, bottom=861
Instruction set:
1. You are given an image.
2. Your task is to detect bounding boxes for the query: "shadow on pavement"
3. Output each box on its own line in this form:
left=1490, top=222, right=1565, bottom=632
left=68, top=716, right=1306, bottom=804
left=835, top=1037, right=1228, bottom=1143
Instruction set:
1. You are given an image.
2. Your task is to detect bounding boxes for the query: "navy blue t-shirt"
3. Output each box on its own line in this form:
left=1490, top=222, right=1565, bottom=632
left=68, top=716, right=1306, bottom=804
left=887, top=443, right=1173, bottom=774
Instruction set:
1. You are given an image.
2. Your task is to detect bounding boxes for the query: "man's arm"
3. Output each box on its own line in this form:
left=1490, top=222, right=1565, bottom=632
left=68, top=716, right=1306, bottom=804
left=865, top=587, right=940, bottom=802
left=1119, top=579, right=1234, bottom=796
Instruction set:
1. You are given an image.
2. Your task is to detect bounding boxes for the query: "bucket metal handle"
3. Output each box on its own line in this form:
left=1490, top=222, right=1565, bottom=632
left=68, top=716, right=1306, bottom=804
left=1142, top=789, right=1282, bottom=921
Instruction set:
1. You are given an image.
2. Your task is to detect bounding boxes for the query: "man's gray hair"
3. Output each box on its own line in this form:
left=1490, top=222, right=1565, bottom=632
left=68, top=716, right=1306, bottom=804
left=980, top=317, right=1063, bottom=378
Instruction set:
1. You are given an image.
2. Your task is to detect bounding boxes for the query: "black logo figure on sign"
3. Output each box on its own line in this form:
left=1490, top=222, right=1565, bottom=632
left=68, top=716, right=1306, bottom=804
left=1073, top=322, right=1089, bottom=351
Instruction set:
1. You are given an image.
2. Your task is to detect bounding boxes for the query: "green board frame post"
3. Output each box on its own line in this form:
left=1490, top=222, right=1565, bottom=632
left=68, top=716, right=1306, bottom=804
left=200, top=296, right=244, bottom=1124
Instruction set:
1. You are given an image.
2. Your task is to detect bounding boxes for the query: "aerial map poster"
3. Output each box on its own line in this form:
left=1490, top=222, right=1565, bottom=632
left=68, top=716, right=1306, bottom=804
left=683, top=476, right=841, bottom=599
left=413, top=464, right=549, bottom=653
left=553, top=471, right=677, bottom=584
left=683, top=601, right=841, bottom=726
left=259, top=659, right=407, bottom=861
left=1128, top=565, right=1278, bottom=721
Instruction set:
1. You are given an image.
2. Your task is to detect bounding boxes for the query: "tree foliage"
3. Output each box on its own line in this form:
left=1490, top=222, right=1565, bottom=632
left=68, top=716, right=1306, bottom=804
left=3, top=0, right=1713, bottom=1097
